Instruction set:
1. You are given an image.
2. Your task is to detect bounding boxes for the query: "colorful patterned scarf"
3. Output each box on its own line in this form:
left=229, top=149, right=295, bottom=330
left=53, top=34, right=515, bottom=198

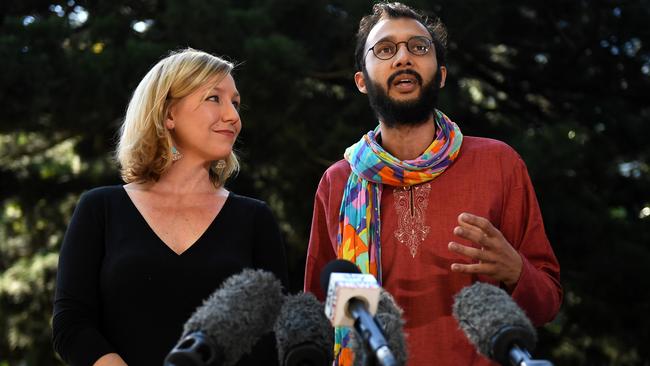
left=334, top=110, right=463, bottom=365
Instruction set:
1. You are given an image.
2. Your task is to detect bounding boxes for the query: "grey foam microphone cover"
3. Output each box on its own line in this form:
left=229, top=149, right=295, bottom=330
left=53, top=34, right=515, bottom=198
left=274, top=292, right=334, bottom=366
left=452, top=282, right=537, bottom=362
left=350, top=290, right=408, bottom=366
left=181, top=269, right=284, bottom=366
left=377, top=289, right=403, bottom=319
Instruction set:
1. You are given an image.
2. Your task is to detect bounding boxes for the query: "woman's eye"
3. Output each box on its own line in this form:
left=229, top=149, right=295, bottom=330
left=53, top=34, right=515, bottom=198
left=207, top=95, right=220, bottom=102
left=232, top=101, right=240, bottom=110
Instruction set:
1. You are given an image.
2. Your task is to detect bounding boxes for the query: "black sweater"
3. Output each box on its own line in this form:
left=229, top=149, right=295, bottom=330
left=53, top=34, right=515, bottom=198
left=52, top=186, right=289, bottom=365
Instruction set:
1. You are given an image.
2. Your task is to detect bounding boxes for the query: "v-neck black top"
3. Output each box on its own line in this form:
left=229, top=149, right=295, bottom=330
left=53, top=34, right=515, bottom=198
left=52, top=186, right=289, bottom=366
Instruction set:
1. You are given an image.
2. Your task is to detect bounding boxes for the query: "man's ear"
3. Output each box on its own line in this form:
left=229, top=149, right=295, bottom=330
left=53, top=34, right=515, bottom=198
left=354, top=71, right=368, bottom=94
left=439, top=65, right=447, bottom=88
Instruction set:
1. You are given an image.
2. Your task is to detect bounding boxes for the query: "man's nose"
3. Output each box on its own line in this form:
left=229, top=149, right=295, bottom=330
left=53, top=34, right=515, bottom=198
left=392, top=43, right=413, bottom=68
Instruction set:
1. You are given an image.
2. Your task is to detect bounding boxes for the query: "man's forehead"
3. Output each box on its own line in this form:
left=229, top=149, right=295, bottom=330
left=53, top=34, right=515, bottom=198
left=365, top=17, right=430, bottom=47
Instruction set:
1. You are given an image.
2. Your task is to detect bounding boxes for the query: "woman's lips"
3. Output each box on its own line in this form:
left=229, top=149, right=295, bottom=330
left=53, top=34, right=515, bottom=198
left=213, top=129, right=235, bottom=137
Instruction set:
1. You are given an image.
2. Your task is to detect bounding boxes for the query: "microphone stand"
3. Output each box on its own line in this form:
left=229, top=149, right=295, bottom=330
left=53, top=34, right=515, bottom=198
left=508, top=344, right=554, bottom=366
left=347, top=298, right=397, bottom=366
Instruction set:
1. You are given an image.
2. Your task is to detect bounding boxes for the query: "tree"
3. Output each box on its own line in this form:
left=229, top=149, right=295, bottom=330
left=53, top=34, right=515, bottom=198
left=1, top=0, right=648, bottom=364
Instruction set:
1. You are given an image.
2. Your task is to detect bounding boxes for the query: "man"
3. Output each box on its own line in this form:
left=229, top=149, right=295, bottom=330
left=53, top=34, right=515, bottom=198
left=303, top=2, right=562, bottom=366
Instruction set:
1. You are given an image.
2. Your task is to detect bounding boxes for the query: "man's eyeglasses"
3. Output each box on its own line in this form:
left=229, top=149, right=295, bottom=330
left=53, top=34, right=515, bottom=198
left=367, top=36, right=433, bottom=60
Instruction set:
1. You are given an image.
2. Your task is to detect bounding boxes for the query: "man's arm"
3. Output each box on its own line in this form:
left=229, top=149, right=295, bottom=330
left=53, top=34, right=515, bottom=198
left=448, top=156, right=562, bottom=325
left=304, top=170, right=339, bottom=301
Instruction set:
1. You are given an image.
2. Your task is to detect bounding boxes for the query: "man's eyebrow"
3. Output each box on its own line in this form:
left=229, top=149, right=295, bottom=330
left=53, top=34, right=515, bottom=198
left=373, top=34, right=429, bottom=44
left=373, top=35, right=397, bottom=43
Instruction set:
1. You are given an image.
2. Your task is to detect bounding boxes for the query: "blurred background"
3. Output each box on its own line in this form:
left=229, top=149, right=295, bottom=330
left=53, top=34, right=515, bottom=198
left=1, top=0, right=649, bottom=365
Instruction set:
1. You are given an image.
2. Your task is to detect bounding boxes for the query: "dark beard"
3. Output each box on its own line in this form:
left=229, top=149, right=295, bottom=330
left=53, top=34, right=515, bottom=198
left=364, top=68, right=441, bottom=128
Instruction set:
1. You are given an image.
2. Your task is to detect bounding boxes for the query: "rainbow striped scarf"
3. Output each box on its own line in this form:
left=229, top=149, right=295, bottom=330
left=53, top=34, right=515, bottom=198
left=334, top=110, right=463, bottom=365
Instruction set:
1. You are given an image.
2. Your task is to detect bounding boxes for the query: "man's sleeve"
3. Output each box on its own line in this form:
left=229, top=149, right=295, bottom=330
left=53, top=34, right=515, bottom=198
left=501, top=156, right=563, bottom=326
left=304, top=171, right=338, bottom=302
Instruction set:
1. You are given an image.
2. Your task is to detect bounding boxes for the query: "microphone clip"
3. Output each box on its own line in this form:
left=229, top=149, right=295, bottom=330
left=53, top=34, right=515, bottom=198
left=164, top=331, right=223, bottom=366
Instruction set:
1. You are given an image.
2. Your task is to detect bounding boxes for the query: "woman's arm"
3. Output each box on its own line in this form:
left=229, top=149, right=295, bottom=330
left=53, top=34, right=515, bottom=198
left=52, top=189, right=120, bottom=365
left=251, top=201, right=289, bottom=290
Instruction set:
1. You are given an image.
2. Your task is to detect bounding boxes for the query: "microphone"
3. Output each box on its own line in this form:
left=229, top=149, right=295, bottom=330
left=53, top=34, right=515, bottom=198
left=376, top=290, right=403, bottom=319
left=320, top=259, right=397, bottom=366
left=164, top=269, right=284, bottom=366
left=274, top=292, right=334, bottom=366
left=349, top=290, right=408, bottom=366
left=452, top=282, right=554, bottom=366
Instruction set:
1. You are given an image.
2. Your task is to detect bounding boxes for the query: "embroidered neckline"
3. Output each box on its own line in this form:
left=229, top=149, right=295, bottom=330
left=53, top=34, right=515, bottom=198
left=393, top=183, right=431, bottom=258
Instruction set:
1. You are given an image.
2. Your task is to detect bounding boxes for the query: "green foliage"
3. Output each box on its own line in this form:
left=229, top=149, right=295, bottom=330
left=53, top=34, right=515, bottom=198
left=1, top=0, right=649, bottom=365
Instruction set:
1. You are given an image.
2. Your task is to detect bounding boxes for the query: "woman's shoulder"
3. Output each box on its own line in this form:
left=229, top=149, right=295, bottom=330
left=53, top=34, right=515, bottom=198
left=225, top=192, right=278, bottom=227
left=67, top=185, right=126, bottom=221
left=77, top=185, right=124, bottom=203
left=226, top=191, right=270, bottom=211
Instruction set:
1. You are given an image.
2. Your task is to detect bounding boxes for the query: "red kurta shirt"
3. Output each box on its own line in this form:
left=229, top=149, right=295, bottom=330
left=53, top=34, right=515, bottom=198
left=304, top=136, right=562, bottom=366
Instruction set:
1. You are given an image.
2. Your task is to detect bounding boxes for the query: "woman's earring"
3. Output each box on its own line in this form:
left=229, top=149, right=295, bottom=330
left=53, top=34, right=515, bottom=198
left=216, top=160, right=226, bottom=169
left=171, top=146, right=183, bottom=161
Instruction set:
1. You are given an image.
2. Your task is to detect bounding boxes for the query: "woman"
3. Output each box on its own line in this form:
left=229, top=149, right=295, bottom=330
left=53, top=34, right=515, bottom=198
left=52, top=48, right=288, bottom=365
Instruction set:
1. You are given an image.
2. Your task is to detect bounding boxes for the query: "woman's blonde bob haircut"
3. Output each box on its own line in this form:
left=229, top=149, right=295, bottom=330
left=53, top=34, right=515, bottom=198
left=116, top=48, right=239, bottom=187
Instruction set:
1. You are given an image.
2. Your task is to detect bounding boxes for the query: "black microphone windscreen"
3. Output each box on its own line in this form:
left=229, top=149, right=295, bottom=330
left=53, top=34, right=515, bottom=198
left=452, top=282, right=537, bottom=363
left=319, top=259, right=361, bottom=295
left=274, top=292, right=334, bottom=366
left=182, top=269, right=284, bottom=366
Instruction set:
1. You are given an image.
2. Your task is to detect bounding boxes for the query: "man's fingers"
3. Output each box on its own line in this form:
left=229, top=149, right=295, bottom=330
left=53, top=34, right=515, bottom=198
left=458, top=212, right=501, bottom=237
left=451, top=213, right=522, bottom=284
left=450, top=262, right=496, bottom=276
left=453, top=225, right=492, bottom=247
left=448, top=242, right=494, bottom=262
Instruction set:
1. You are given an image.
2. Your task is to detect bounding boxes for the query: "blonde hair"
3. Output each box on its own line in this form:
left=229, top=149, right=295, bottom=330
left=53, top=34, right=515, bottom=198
left=116, top=48, right=239, bottom=187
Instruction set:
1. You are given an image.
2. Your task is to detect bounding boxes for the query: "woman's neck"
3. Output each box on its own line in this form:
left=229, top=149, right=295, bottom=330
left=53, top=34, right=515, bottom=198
left=152, top=158, right=217, bottom=195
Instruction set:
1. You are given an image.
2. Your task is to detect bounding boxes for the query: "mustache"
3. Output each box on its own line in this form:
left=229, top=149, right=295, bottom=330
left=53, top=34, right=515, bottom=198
left=387, top=69, right=423, bottom=88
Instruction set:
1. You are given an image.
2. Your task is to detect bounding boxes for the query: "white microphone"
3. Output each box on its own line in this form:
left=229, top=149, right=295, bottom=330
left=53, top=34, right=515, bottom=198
left=324, top=272, right=380, bottom=327
left=320, top=259, right=397, bottom=366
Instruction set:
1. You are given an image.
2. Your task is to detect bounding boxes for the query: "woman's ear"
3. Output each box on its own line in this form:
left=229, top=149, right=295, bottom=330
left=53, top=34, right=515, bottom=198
left=165, top=107, right=175, bottom=130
